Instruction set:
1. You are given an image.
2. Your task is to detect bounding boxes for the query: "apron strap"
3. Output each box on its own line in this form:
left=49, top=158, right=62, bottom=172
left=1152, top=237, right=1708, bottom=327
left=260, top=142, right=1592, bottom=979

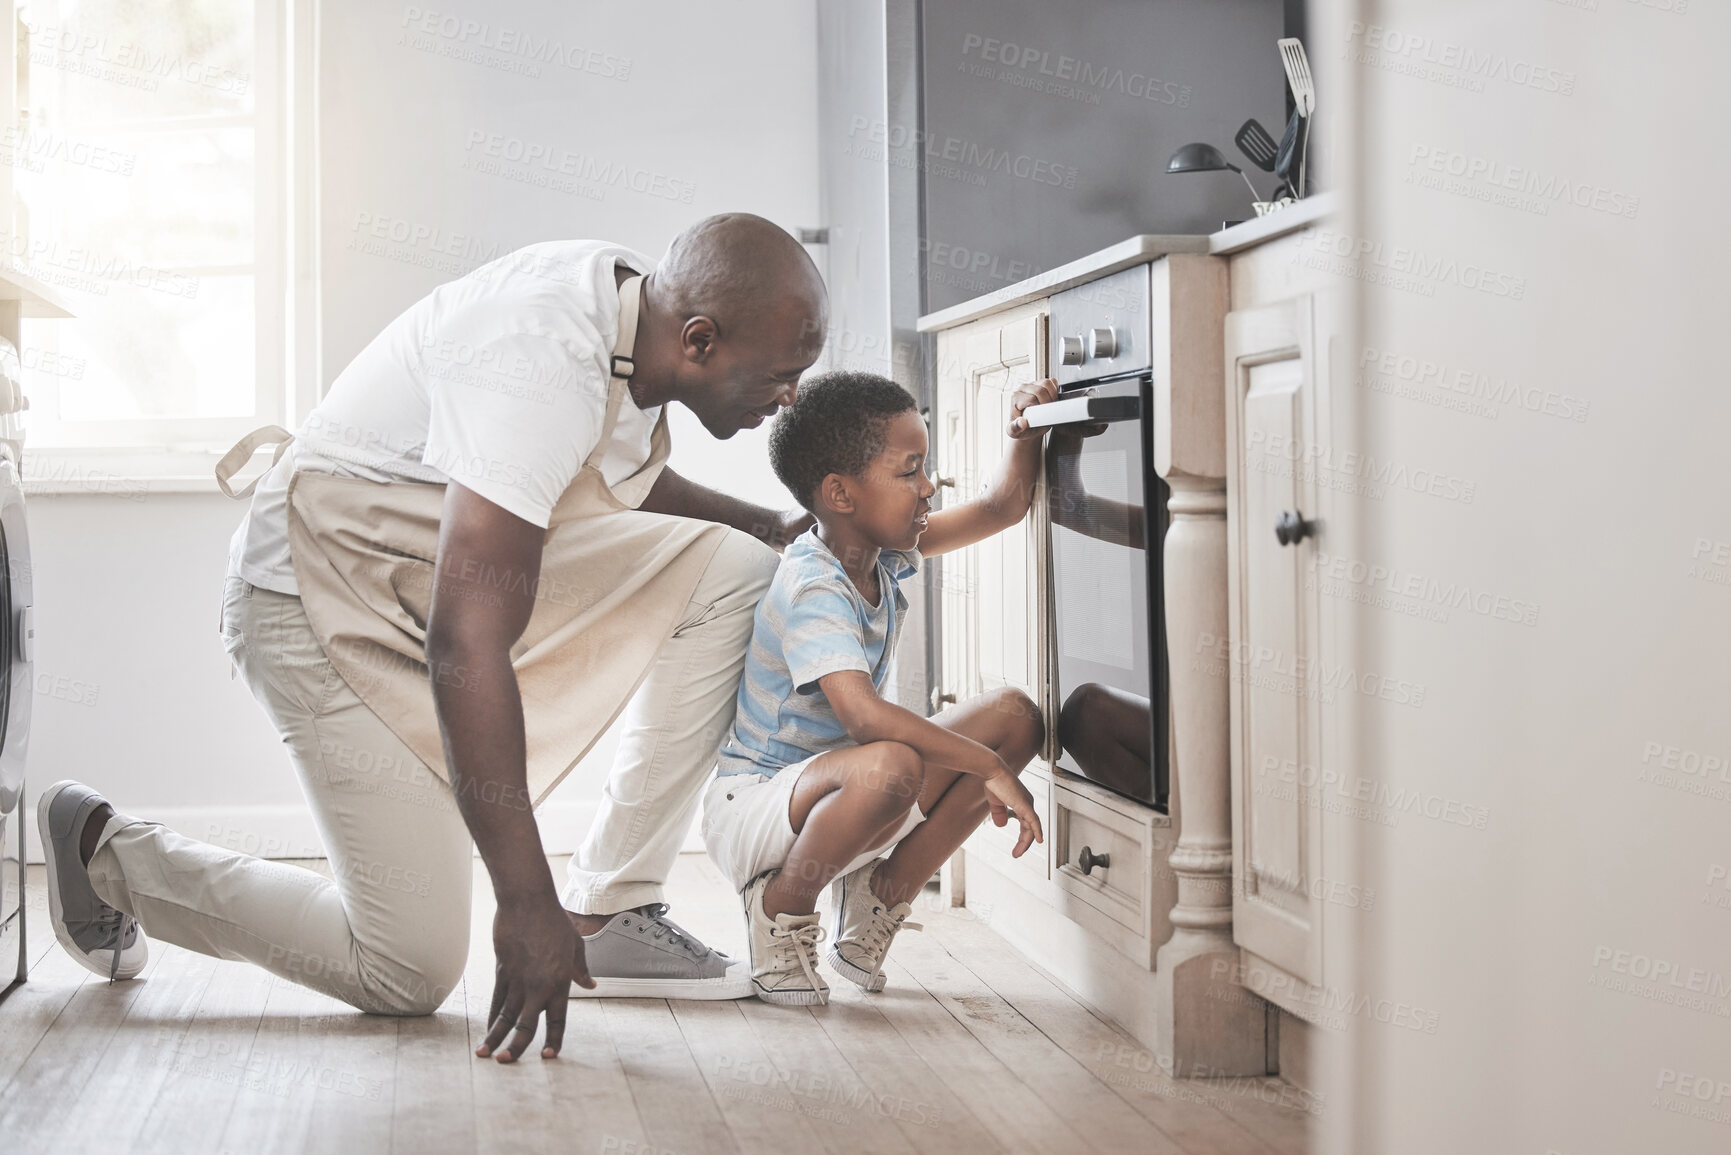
left=587, top=272, right=644, bottom=469
left=610, top=270, right=643, bottom=383
left=215, top=425, right=295, bottom=499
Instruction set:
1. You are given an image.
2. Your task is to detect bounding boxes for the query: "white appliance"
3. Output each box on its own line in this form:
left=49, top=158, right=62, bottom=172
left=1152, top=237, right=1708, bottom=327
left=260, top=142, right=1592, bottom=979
left=0, top=336, right=34, bottom=999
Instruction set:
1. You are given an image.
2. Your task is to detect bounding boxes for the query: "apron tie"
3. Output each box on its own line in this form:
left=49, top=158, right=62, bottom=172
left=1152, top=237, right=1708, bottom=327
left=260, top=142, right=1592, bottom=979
left=214, top=425, right=295, bottom=499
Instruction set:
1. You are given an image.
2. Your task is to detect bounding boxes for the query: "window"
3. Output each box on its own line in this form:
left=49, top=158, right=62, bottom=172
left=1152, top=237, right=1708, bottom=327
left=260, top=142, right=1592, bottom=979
left=10, top=0, right=291, bottom=482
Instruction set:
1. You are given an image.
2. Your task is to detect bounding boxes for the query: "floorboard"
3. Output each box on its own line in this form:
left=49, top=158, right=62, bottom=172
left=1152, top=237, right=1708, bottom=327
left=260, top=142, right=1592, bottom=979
left=0, top=856, right=1313, bottom=1155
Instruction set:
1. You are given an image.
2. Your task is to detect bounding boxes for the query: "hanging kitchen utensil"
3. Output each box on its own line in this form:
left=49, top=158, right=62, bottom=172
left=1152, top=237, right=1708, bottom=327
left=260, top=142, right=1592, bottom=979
left=1233, top=119, right=1279, bottom=172
left=1278, top=38, right=1315, bottom=117
left=1274, top=110, right=1308, bottom=178
left=1277, top=37, right=1315, bottom=197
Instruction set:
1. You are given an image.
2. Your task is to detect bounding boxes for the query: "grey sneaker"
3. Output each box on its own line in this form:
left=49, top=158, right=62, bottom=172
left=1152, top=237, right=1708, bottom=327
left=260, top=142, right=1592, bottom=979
left=826, top=858, right=920, bottom=993
left=743, top=870, right=828, bottom=1006
left=37, top=780, right=148, bottom=982
left=571, top=903, right=751, bottom=999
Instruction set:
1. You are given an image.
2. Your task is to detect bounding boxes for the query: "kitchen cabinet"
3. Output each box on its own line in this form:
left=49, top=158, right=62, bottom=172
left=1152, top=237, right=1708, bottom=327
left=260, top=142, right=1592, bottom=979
left=1217, top=208, right=1347, bottom=1089
left=920, top=235, right=1267, bottom=1074
left=1225, top=293, right=1327, bottom=983
left=930, top=302, right=1048, bottom=713
left=932, top=302, right=1054, bottom=898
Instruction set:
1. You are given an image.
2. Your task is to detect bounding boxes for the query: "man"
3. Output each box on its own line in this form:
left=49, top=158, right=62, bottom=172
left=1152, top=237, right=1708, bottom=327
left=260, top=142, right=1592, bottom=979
left=35, top=213, right=827, bottom=1063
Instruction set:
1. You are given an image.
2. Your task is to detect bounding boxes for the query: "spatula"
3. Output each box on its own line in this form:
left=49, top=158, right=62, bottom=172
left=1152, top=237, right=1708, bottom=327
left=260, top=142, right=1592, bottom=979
left=1234, top=119, right=1278, bottom=172
left=1278, top=37, right=1315, bottom=117
left=1277, top=37, right=1315, bottom=195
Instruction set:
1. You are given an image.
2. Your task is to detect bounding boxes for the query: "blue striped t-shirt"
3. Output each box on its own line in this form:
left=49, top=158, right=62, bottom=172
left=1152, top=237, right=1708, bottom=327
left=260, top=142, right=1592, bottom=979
left=715, top=527, right=921, bottom=778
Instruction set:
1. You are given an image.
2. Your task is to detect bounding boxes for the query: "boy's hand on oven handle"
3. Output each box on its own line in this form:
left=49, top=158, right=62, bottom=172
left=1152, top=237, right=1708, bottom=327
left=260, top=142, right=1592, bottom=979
left=984, top=767, right=1044, bottom=858
left=1007, top=377, right=1061, bottom=438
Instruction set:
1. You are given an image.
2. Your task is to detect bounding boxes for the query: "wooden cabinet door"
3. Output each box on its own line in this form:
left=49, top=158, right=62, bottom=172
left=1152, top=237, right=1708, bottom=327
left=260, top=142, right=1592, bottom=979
left=1225, top=296, right=1324, bottom=984
left=931, top=308, right=1047, bottom=710
left=969, top=314, right=1045, bottom=703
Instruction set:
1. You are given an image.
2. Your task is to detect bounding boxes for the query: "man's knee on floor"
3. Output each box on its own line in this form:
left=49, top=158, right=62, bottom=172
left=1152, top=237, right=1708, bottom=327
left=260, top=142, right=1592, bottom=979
left=351, top=938, right=467, bottom=1016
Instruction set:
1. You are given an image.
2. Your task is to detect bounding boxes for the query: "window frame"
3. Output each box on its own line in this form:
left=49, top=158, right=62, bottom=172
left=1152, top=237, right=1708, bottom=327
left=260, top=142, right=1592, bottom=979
left=14, top=0, right=314, bottom=494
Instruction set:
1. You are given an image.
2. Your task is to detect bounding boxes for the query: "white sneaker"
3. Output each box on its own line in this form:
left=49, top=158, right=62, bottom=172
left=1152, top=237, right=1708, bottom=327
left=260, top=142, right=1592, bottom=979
left=826, top=859, right=920, bottom=993
left=742, top=870, right=829, bottom=1006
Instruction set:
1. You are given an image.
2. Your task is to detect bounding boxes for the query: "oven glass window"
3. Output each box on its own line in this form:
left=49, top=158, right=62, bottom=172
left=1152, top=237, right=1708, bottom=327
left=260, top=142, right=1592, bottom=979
left=1046, top=383, right=1167, bottom=805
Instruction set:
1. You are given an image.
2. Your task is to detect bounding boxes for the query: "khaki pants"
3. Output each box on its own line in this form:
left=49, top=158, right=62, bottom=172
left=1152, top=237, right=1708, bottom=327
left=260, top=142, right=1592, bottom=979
left=87, top=527, right=775, bottom=1014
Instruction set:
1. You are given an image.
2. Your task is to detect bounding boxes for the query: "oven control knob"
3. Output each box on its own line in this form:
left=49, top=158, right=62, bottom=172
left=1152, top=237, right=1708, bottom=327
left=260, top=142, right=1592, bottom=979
left=1060, top=335, right=1086, bottom=366
left=1088, top=327, right=1118, bottom=360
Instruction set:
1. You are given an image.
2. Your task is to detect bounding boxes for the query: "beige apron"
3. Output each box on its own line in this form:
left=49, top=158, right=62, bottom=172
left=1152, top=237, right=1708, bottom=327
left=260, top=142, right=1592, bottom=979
left=217, top=272, right=731, bottom=805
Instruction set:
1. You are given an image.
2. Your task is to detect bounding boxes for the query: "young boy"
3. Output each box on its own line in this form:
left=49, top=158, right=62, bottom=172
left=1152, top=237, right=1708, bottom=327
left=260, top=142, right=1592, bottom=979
left=701, top=368, right=1060, bottom=1004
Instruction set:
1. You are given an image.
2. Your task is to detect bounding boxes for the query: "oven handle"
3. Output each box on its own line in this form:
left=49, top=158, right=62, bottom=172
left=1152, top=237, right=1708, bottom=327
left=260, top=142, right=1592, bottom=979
left=1021, top=393, right=1141, bottom=428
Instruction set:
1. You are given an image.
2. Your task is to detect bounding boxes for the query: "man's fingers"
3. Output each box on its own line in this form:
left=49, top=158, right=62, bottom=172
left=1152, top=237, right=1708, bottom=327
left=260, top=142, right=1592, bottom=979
left=498, top=1011, right=539, bottom=1065
left=1012, top=820, right=1034, bottom=858
left=485, top=992, right=527, bottom=1061
left=988, top=798, right=1009, bottom=827
left=543, top=991, right=569, bottom=1059
left=572, top=937, right=597, bottom=991
left=478, top=973, right=510, bottom=1057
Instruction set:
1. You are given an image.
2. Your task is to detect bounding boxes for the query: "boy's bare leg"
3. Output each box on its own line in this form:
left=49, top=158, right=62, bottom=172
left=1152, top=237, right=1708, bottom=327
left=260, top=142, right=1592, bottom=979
left=872, top=687, right=1044, bottom=906
left=760, top=740, right=926, bottom=919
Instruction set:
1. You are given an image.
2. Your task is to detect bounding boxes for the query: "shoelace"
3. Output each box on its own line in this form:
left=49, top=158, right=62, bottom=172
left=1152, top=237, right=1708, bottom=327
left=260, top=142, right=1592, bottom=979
left=855, top=902, right=921, bottom=988
left=635, top=904, right=714, bottom=959
left=92, top=906, right=133, bottom=983
left=772, top=920, right=827, bottom=992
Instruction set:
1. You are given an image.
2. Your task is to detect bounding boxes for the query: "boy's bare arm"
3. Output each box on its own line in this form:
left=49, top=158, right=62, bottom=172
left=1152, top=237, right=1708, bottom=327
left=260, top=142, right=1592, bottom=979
left=817, top=669, right=1045, bottom=852
left=819, top=669, right=1004, bottom=777
left=917, top=377, right=1059, bottom=559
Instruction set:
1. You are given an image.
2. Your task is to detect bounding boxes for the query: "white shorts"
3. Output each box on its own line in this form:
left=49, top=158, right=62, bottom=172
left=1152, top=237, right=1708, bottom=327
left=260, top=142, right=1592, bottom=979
left=700, top=753, right=927, bottom=893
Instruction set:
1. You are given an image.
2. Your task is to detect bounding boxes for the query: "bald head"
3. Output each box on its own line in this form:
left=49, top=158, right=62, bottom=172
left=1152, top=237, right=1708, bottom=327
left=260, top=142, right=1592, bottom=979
left=657, top=213, right=828, bottom=350
left=634, top=213, right=830, bottom=439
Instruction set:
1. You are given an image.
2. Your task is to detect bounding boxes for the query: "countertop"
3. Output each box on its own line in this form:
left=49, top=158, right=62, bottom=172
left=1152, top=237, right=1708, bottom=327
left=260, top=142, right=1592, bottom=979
left=915, top=235, right=1207, bottom=333
left=914, top=192, right=1338, bottom=334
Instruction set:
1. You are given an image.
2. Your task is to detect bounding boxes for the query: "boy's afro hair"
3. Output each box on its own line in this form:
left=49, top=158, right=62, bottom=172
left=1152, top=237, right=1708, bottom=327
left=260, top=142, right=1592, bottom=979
left=769, top=369, right=918, bottom=511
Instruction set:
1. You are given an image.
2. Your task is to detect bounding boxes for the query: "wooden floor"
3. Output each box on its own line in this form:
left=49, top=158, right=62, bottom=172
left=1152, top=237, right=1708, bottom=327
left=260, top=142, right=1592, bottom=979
left=0, top=853, right=1311, bottom=1154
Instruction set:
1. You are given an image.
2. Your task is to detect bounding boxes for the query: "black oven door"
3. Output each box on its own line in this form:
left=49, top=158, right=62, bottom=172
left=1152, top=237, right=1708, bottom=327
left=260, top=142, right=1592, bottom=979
left=1040, top=374, right=1169, bottom=808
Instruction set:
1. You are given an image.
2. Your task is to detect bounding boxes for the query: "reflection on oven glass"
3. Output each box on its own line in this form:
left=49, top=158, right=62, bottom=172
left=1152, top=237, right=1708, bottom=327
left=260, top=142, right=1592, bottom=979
left=1056, top=539, right=1136, bottom=669
left=1049, top=427, right=1145, bottom=673
left=1057, top=683, right=1153, bottom=800
left=1047, top=418, right=1159, bottom=800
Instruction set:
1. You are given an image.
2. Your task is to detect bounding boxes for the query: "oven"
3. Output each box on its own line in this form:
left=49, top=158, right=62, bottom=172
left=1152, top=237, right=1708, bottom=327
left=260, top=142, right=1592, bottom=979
left=1027, top=265, right=1169, bottom=808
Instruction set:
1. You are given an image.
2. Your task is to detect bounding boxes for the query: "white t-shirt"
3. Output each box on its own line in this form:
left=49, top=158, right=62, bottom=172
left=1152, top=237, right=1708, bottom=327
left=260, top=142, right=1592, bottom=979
left=228, top=240, right=661, bottom=595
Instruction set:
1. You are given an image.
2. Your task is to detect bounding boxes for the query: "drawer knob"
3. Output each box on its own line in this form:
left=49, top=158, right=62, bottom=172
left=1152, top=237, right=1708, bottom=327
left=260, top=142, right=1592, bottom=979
left=1274, top=509, right=1314, bottom=546
left=1078, top=846, right=1110, bottom=875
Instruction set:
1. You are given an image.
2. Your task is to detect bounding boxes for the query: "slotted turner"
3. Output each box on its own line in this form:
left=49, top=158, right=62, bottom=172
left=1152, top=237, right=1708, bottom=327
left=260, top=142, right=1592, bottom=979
left=1234, top=119, right=1278, bottom=172
left=1278, top=37, right=1315, bottom=116
left=1277, top=37, right=1315, bottom=195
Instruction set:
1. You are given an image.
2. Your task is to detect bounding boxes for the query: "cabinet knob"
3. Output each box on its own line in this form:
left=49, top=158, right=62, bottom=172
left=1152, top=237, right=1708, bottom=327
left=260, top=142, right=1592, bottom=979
left=1060, top=335, right=1086, bottom=366
left=1275, top=509, right=1314, bottom=546
left=935, top=476, right=957, bottom=490
left=931, top=689, right=958, bottom=710
left=1078, top=846, right=1110, bottom=875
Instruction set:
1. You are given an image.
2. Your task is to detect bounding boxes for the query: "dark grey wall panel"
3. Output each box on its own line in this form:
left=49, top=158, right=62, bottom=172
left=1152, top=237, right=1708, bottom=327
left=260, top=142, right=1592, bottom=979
left=920, top=0, right=1287, bottom=311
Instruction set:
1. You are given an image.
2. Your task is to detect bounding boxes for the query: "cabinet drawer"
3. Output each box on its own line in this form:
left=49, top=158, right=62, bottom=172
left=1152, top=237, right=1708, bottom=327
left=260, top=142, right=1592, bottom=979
left=1052, top=780, right=1149, bottom=935
left=964, top=768, right=1050, bottom=888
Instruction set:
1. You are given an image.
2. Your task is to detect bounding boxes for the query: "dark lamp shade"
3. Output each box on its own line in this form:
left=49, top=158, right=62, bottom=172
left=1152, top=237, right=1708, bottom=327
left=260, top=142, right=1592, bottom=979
left=1166, top=142, right=1235, bottom=174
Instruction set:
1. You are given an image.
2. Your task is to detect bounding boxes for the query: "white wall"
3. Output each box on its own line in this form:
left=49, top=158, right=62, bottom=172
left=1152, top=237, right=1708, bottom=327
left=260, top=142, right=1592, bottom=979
left=1323, top=2, right=1731, bottom=1151
left=20, top=0, right=820, bottom=858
